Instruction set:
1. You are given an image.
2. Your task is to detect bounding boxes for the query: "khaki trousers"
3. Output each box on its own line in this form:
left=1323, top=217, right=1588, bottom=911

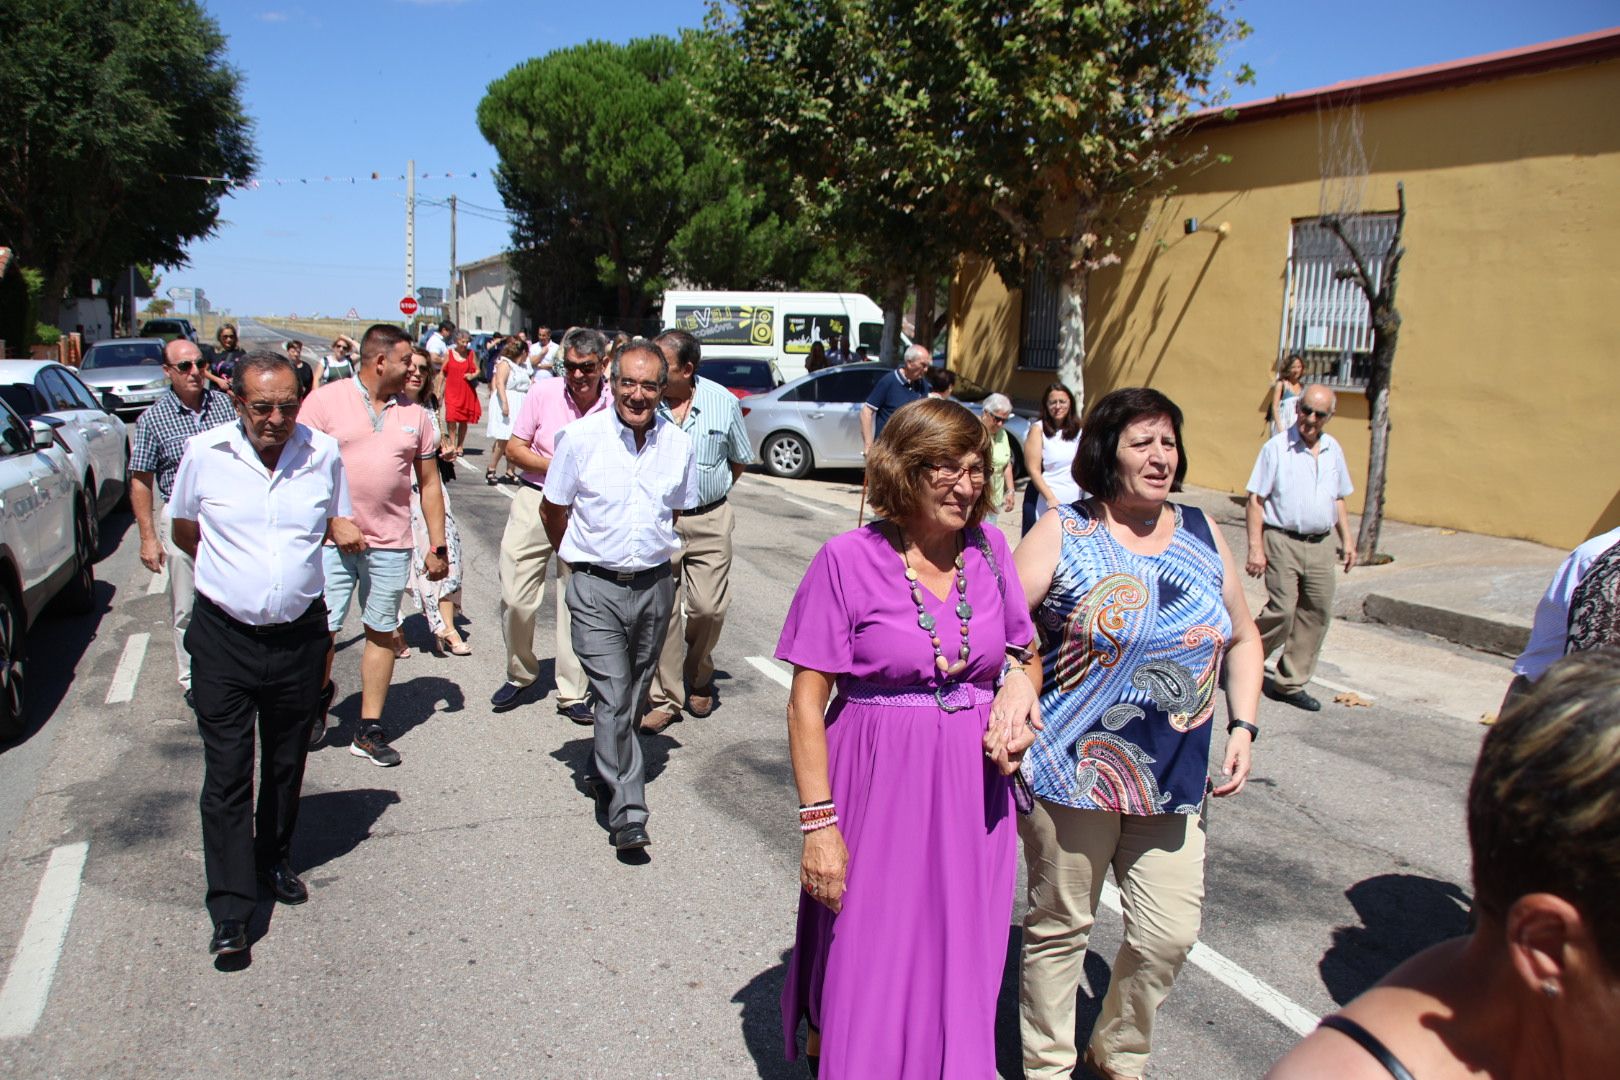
left=497, top=484, right=587, bottom=704
left=159, top=501, right=196, bottom=690
left=1255, top=528, right=1337, bottom=693
left=1019, top=802, right=1207, bottom=1079
left=649, top=501, right=734, bottom=710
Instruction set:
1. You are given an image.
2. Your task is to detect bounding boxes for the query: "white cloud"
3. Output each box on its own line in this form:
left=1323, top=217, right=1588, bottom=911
left=257, top=10, right=289, bottom=22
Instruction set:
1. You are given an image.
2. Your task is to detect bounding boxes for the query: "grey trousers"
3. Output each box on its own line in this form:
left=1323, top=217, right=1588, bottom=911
left=566, top=565, right=675, bottom=830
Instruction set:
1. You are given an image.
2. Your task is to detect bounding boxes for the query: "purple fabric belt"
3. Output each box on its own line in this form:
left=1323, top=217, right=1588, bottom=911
left=840, top=679, right=995, bottom=712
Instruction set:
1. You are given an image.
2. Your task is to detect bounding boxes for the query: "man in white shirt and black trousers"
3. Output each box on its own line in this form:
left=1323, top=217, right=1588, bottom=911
left=170, top=352, right=363, bottom=957
left=542, top=340, right=697, bottom=853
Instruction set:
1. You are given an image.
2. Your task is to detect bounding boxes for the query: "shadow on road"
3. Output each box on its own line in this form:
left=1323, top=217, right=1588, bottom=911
left=0, top=574, right=118, bottom=754
left=293, top=787, right=403, bottom=874
left=322, top=673, right=467, bottom=749
left=734, top=948, right=796, bottom=1079
left=1319, top=872, right=1473, bottom=1004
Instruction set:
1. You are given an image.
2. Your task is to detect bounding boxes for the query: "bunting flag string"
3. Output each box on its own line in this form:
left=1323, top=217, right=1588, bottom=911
left=157, top=170, right=487, bottom=188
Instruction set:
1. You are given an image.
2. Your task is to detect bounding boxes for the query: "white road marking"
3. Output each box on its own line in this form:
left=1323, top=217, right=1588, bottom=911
left=748, top=653, right=1320, bottom=1036
left=495, top=483, right=515, bottom=500
left=1098, top=881, right=1319, bottom=1035
left=779, top=495, right=833, bottom=516
left=746, top=655, right=792, bottom=689
left=104, top=633, right=149, bottom=704
left=146, top=569, right=167, bottom=595
left=1308, top=674, right=1377, bottom=703
left=0, top=841, right=91, bottom=1038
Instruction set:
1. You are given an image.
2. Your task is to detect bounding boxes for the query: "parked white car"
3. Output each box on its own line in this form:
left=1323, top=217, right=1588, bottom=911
left=0, top=362, right=129, bottom=557
left=0, top=400, right=96, bottom=741
left=76, top=337, right=170, bottom=420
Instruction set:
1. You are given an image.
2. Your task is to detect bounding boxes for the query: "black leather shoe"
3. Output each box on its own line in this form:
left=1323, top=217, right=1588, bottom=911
left=1264, top=683, right=1322, bottom=712
left=490, top=681, right=531, bottom=712
left=611, top=823, right=651, bottom=851
left=209, top=919, right=248, bottom=955
left=262, top=861, right=308, bottom=905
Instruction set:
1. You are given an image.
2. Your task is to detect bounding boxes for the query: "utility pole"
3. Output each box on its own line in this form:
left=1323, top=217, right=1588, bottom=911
left=448, top=194, right=458, bottom=326
left=405, top=159, right=416, bottom=327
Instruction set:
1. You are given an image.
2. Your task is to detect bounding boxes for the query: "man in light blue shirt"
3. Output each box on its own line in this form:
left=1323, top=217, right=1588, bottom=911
left=1244, top=384, right=1355, bottom=712
left=643, top=329, right=754, bottom=732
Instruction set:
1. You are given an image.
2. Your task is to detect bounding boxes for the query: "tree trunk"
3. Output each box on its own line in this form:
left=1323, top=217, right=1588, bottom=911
left=37, top=261, right=70, bottom=330
left=912, top=269, right=936, bottom=351
left=1356, top=309, right=1400, bottom=562
left=1057, top=267, right=1088, bottom=410
left=879, top=273, right=906, bottom=365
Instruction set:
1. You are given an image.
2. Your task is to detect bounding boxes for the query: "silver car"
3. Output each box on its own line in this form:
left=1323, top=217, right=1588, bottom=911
left=743, top=363, right=1030, bottom=479
left=77, top=338, right=170, bottom=419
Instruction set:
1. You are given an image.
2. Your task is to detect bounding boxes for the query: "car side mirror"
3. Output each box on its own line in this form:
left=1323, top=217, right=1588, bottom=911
left=29, top=420, right=56, bottom=449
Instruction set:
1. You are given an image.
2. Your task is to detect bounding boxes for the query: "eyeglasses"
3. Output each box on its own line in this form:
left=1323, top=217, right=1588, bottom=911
left=563, top=360, right=600, bottom=375
left=985, top=412, right=1010, bottom=424
left=615, top=377, right=662, bottom=395
left=242, top=400, right=299, bottom=418
left=166, top=361, right=199, bottom=373
left=1298, top=406, right=1332, bottom=420
left=926, top=461, right=987, bottom=485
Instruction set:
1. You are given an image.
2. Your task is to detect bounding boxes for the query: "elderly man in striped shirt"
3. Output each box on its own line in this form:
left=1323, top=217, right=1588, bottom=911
left=641, top=329, right=753, bottom=733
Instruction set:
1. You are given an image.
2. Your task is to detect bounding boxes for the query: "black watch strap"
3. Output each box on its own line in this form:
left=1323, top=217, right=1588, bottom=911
left=1227, top=719, right=1259, bottom=741
left=433, top=545, right=448, bottom=558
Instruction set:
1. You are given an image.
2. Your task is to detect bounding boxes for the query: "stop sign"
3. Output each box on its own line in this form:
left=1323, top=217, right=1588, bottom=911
left=399, top=296, right=419, bottom=316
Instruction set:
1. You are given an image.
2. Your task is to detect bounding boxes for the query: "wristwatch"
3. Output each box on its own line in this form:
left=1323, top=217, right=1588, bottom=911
left=433, top=545, right=448, bottom=559
left=1227, top=719, right=1259, bottom=741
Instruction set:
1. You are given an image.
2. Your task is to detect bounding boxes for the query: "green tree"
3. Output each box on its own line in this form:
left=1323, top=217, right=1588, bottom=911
left=478, top=34, right=818, bottom=326
left=0, top=0, right=256, bottom=327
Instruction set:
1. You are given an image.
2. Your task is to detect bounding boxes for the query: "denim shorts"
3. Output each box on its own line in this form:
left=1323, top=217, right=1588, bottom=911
left=321, top=547, right=412, bottom=633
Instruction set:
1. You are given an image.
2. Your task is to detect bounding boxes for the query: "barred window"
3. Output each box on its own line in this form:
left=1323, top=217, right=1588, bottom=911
left=1277, top=213, right=1398, bottom=391
left=1019, top=259, right=1061, bottom=372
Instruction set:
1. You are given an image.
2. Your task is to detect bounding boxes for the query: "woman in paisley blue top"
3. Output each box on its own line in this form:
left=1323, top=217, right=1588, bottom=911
left=1011, top=387, right=1264, bottom=1080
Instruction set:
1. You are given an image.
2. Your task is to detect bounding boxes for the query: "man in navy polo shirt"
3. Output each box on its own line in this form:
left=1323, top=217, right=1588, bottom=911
left=859, top=343, right=932, bottom=451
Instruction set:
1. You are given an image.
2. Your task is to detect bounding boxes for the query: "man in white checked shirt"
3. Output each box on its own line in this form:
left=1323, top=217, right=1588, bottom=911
left=542, top=342, right=697, bottom=853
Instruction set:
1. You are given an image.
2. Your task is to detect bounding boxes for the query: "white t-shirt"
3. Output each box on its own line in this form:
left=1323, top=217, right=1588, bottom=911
left=1512, top=525, right=1620, bottom=679
left=426, top=332, right=449, bottom=362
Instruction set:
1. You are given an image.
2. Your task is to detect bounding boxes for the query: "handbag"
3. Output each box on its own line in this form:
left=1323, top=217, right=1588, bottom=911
left=972, top=525, right=1038, bottom=816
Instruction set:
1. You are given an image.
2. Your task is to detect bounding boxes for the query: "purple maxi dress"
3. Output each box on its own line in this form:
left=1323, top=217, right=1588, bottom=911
left=776, top=523, right=1036, bottom=1078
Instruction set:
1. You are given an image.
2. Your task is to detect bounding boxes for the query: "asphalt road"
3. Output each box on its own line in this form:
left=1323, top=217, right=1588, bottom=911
left=0, top=403, right=1512, bottom=1078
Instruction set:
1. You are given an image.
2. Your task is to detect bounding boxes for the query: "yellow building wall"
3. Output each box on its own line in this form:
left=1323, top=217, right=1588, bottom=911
left=950, top=56, right=1620, bottom=548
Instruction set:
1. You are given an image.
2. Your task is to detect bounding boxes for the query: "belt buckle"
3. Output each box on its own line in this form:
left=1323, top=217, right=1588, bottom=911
left=934, top=683, right=969, bottom=714
left=614, top=568, right=634, bottom=583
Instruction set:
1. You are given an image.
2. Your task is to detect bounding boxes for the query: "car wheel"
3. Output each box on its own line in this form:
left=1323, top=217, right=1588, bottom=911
left=762, top=431, right=813, bottom=479
left=57, top=507, right=97, bottom=616
left=0, top=584, right=24, bottom=741
left=114, top=455, right=131, bottom=512
left=80, top=488, right=102, bottom=564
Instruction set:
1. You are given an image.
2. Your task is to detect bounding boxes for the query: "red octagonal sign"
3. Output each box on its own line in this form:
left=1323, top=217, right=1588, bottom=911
left=399, top=296, right=419, bottom=316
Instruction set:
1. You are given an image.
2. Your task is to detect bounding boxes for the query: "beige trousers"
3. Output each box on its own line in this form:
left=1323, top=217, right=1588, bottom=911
left=497, top=484, right=586, bottom=704
left=1255, top=528, right=1337, bottom=693
left=159, top=501, right=195, bottom=690
left=649, top=501, right=734, bottom=711
left=1019, top=802, right=1207, bottom=1079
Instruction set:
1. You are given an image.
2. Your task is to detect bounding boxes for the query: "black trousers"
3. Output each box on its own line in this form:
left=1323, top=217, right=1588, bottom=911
left=186, top=594, right=329, bottom=923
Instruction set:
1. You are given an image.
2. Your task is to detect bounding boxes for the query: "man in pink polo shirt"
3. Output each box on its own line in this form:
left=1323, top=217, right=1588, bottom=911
left=492, top=326, right=612, bottom=718
left=300, top=323, right=448, bottom=766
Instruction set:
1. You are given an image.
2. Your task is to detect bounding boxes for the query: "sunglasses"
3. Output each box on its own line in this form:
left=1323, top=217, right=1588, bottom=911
left=1298, top=406, right=1332, bottom=420
left=563, top=360, right=600, bottom=375
left=243, top=400, right=299, bottom=418
left=166, top=361, right=200, bottom=373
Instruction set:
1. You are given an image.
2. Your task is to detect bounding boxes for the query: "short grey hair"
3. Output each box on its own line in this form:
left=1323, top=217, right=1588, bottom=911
left=561, top=326, right=609, bottom=362
left=982, top=392, right=1013, bottom=418
left=609, top=339, right=669, bottom=387
left=230, top=350, right=297, bottom=397
left=903, top=343, right=931, bottom=365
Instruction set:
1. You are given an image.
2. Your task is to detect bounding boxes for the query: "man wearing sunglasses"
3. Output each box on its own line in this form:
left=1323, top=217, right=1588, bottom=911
left=129, top=338, right=239, bottom=706
left=1244, top=382, right=1356, bottom=712
left=491, top=327, right=613, bottom=720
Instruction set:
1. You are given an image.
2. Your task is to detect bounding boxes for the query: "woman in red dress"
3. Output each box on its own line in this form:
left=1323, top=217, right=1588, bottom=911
left=440, top=330, right=482, bottom=460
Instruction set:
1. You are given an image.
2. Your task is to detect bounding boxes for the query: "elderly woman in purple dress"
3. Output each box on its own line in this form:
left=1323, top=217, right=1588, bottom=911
left=775, top=397, right=1042, bottom=1078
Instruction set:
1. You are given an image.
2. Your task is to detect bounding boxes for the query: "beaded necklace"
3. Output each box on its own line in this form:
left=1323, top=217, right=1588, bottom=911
left=897, top=527, right=972, bottom=677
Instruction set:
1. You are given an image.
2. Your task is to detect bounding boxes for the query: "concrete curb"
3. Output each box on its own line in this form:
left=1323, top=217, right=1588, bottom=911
left=1361, top=593, right=1529, bottom=658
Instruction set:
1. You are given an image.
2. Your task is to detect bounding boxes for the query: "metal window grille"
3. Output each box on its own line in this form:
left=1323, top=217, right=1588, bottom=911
left=1277, top=213, right=1398, bottom=391
left=1019, top=260, right=1061, bottom=371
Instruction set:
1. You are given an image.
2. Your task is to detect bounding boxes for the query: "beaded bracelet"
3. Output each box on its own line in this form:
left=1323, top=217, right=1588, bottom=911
left=801, top=813, right=839, bottom=834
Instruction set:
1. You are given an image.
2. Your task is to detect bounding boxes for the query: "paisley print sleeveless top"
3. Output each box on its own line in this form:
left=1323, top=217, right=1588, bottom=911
left=1024, top=501, right=1232, bottom=816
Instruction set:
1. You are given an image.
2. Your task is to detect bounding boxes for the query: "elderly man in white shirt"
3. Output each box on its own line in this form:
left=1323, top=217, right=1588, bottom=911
left=170, top=352, right=363, bottom=957
left=542, top=341, right=697, bottom=853
left=1244, top=383, right=1356, bottom=712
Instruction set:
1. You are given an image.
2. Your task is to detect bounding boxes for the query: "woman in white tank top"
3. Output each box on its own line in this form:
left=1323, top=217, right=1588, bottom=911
left=1024, top=382, right=1084, bottom=521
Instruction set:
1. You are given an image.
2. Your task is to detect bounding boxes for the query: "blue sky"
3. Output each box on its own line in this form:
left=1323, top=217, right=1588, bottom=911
left=181, top=0, right=1617, bottom=319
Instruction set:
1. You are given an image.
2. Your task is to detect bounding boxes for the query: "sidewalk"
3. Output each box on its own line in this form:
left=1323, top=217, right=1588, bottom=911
left=1174, top=485, right=1563, bottom=658
left=746, top=471, right=1568, bottom=660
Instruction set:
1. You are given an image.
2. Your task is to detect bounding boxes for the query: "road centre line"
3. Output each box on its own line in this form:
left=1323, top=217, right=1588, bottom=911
left=146, top=569, right=167, bottom=595
left=0, top=841, right=91, bottom=1038
left=495, top=483, right=515, bottom=500
left=104, top=633, right=149, bottom=705
left=748, top=654, right=1321, bottom=1037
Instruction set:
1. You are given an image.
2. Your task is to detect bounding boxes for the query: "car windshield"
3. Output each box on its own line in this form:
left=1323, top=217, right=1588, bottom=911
left=0, top=385, right=36, bottom=418
left=706, top=361, right=777, bottom=390
left=83, top=343, right=165, bottom=370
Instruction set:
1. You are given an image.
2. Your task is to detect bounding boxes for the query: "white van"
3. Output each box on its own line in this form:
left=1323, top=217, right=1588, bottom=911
left=659, top=290, right=905, bottom=381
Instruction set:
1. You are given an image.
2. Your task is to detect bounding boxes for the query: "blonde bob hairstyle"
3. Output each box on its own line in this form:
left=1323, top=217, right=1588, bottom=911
left=866, top=397, right=994, bottom=527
